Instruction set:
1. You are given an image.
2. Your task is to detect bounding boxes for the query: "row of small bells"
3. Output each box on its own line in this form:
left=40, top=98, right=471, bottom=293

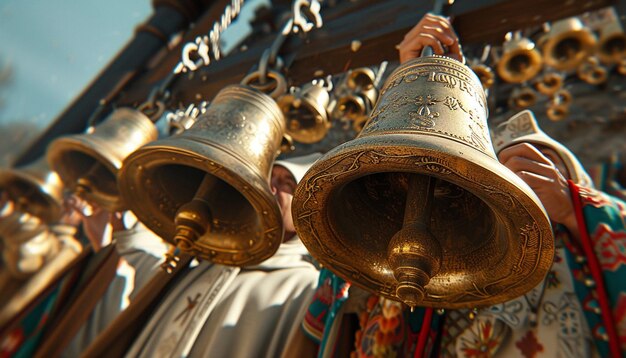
left=470, top=15, right=626, bottom=121
left=4, top=48, right=558, bottom=309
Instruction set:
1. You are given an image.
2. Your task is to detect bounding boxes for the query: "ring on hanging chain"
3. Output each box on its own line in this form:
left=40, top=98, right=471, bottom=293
left=242, top=70, right=287, bottom=99
left=138, top=100, right=166, bottom=121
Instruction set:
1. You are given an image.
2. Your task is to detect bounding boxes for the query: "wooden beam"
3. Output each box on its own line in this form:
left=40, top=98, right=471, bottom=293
left=116, top=0, right=616, bottom=107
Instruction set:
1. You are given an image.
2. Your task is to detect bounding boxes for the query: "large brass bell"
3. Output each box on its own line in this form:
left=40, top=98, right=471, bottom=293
left=47, top=108, right=158, bottom=212
left=497, top=33, right=543, bottom=83
left=597, top=21, right=626, bottom=64
left=118, top=84, right=285, bottom=266
left=542, top=18, right=597, bottom=71
left=293, top=56, right=554, bottom=309
left=278, top=79, right=332, bottom=144
left=0, top=157, right=63, bottom=224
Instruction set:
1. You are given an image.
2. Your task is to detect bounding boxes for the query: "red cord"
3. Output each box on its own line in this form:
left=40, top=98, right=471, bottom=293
left=414, top=307, right=434, bottom=358
left=568, top=180, right=621, bottom=357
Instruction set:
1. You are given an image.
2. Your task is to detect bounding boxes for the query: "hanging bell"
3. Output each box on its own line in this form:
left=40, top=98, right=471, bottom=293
left=47, top=108, right=158, bottom=212
left=597, top=21, right=626, bottom=64
left=577, top=57, right=608, bottom=85
left=277, top=79, right=332, bottom=144
left=292, top=56, right=553, bottom=309
left=167, top=102, right=208, bottom=136
left=334, top=67, right=378, bottom=122
left=0, top=157, right=63, bottom=224
left=619, top=58, right=626, bottom=76
left=534, top=72, right=563, bottom=96
left=546, top=103, right=569, bottom=121
left=542, top=18, right=597, bottom=71
left=470, top=63, right=495, bottom=90
left=118, top=84, right=285, bottom=266
left=509, top=86, right=538, bottom=109
left=496, top=33, right=543, bottom=84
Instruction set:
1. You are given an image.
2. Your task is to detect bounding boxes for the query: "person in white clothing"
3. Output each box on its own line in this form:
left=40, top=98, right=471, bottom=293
left=126, top=153, right=322, bottom=358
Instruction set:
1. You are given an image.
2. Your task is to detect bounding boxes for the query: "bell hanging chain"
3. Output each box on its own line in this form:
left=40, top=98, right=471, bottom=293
left=139, top=0, right=245, bottom=122
left=177, top=0, right=245, bottom=73
left=241, top=0, right=323, bottom=98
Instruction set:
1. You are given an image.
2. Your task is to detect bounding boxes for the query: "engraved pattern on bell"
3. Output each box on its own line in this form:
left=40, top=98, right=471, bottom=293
left=118, top=84, right=285, bottom=266
left=293, top=56, right=554, bottom=309
left=360, top=57, right=491, bottom=155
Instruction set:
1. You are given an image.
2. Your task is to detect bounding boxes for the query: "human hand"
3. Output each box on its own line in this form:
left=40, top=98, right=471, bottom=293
left=397, top=13, right=464, bottom=64
left=498, top=143, right=579, bottom=237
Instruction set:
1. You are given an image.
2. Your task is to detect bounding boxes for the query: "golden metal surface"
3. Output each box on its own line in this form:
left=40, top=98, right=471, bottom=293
left=577, top=57, right=608, bottom=85
left=0, top=157, right=63, bottom=223
left=534, top=72, right=563, bottom=96
left=497, top=36, right=543, bottom=84
left=47, top=108, right=157, bottom=212
left=542, top=18, right=597, bottom=71
left=547, top=103, right=569, bottom=121
left=470, top=63, right=495, bottom=90
left=118, top=85, right=285, bottom=266
left=597, top=22, right=626, bottom=65
left=292, top=56, right=554, bottom=309
left=510, top=86, right=537, bottom=109
left=278, top=80, right=331, bottom=144
left=334, top=67, right=378, bottom=124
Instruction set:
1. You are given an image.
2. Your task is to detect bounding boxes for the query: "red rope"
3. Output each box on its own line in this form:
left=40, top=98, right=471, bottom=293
left=568, top=180, right=621, bottom=357
left=414, top=307, right=434, bottom=358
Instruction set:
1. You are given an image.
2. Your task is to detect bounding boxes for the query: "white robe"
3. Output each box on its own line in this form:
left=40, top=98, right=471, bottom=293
left=127, top=237, right=319, bottom=358
left=62, top=222, right=168, bottom=357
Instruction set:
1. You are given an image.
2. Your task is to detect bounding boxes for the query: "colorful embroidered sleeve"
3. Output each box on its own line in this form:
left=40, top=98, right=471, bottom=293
left=569, top=181, right=626, bottom=356
left=302, top=268, right=350, bottom=343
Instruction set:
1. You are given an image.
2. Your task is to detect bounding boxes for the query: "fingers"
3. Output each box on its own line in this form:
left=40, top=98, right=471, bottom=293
left=498, top=143, right=554, bottom=167
left=514, top=170, right=554, bottom=190
left=501, top=155, right=557, bottom=181
left=397, top=13, right=462, bottom=63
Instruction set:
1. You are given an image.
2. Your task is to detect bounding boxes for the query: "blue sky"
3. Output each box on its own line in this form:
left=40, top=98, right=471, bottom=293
left=0, top=0, right=264, bottom=133
left=0, top=0, right=151, bottom=129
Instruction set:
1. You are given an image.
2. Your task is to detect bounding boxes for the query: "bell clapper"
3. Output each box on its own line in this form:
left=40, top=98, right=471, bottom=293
left=387, top=175, right=442, bottom=307
left=75, top=161, right=107, bottom=196
left=161, top=246, right=181, bottom=274
left=173, top=174, right=215, bottom=253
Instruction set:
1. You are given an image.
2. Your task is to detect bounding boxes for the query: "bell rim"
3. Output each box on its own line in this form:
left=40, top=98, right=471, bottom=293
left=118, top=138, right=284, bottom=267
left=496, top=48, right=543, bottom=84
left=293, top=133, right=554, bottom=309
left=542, top=29, right=596, bottom=71
left=47, top=135, right=125, bottom=212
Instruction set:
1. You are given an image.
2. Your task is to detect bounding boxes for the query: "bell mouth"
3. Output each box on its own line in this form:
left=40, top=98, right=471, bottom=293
left=293, top=133, right=554, bottom=308
left=329, top=172, right=501, bottom=264
left=118, top=141, right=283, bottom=266
left=498, top=50, right=542, bottom=83
left=281, top=100, right=328, bottom=144
left=47, top=139, right=122, bottom=212
left=153, top=164, right=265, bottom=252
left=544, top=31, right=595, bottom=71
left=599, top=35, right=626, bottom=63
